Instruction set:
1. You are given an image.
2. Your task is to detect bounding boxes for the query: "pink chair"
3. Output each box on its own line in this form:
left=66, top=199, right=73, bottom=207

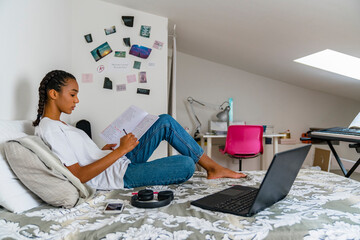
left=219, top=125, right=263, bottom=171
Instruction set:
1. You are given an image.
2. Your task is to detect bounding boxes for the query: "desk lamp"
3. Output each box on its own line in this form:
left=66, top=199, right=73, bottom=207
left=216, top=106, right=230, bottom=126
left=187, top=97, right=230, bottom=141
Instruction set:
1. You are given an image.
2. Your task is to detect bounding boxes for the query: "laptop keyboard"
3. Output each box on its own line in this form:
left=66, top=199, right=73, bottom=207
left=215, top=189, right=258, bottom=213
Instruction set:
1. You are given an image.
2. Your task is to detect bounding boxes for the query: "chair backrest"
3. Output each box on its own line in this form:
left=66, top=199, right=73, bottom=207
left=223, top=125, right=263, bottom=156
left=76, top=119, right=92, bottom=139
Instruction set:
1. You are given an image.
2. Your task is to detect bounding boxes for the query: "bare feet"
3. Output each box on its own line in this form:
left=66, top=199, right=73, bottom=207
left=206, top=166, right=247, bottom=179
left=197, top=153, right=247, bottom=179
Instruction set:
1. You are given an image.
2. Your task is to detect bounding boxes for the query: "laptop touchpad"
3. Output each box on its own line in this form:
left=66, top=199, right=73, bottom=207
left=220, top=188, right=247, bottom=196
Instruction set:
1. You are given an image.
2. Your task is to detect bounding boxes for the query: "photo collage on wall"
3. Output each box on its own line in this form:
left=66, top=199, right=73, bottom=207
left=82, top=15, right=164, bottom=96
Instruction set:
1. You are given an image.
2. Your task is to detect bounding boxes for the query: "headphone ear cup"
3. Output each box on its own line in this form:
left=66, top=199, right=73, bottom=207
left=137, top=189, right=154, bottom=201
left=158, top=190, right=174, bottom=201
left=131, top=190, right=174, bottom=209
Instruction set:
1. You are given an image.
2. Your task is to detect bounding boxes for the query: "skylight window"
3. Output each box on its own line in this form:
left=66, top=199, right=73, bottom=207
left=294, top=49, right=360, bottom=81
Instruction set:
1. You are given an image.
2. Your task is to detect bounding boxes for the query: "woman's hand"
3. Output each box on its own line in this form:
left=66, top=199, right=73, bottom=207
left=117, top=133, right=139, bottom=154
left=102, top=144, right=117, bottom=151
left=67, top=134, right=138, bottom=184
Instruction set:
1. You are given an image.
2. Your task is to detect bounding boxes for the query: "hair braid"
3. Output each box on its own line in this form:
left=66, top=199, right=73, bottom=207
left=33, top=70, right=76, bottom=126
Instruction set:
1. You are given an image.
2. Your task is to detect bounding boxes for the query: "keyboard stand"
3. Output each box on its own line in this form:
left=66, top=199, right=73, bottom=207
left=308, top=133, right=360, bottom=178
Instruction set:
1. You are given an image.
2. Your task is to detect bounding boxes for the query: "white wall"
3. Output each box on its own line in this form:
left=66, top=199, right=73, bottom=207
left=2, top=0, right=359, bottom=170
left=0, top=0, right=168, bottom=158
left=70, top=0, right=168, bottom=158
left=176, top=52, right=360, bottom=171
left=0, top=0, right=72, bottom=121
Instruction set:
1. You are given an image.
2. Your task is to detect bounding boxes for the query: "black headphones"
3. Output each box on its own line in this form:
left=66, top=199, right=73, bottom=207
left=131, top=189, right=174, bottom=208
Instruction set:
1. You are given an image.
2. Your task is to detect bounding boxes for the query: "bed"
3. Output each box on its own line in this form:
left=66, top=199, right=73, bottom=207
left=1, top=169, right=360, bottom=240
left=1, top=120, right=360, bottom=239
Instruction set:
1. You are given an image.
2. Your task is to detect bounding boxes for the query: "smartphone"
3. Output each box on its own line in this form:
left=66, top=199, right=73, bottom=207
left=104, top=202, right=124, bottom=214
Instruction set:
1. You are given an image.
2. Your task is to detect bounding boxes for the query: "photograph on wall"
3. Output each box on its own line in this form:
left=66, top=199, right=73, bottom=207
left=140, top=25, right=151, bottom=38
left=122, top=16, right=134, bottom=27
left=91, top=42, right=113, bottom=62
left=127, top=74, right=136, bottom=83
left=104, top=25, right=116, bottom=35
left=84, top=34, right=93, bottom=43
left=153, top=40, right=163, bottom=50
left=116, top=84, right=126, bottom=91
left=115, top=51, right=126, bottom=58
left=81, top=73, right=93, bottom=83
left=103, top=77, right=113, bottom=90
left=129, top=45, right=152, bottom=59
left=123, top=37, right=131, bottom=47
left=139, top=72, right=147, bottom=83
left=137, top=88, right=150, bottom=95
left=133, top=61, right=141, bottom=69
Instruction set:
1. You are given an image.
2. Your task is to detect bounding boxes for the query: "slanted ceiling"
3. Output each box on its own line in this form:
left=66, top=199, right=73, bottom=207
left=102, top=0, right=360, bottom=101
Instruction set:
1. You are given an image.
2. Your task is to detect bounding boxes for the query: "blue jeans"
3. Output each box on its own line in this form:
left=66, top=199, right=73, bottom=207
left=123, top=114, right=204, bottom=188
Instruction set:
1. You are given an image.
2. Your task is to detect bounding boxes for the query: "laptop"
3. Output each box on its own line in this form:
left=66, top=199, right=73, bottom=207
left=191, top=145, right=311, bottom=217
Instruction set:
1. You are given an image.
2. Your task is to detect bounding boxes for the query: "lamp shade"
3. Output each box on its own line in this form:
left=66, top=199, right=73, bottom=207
left=216, top=106, right=230, bottom=122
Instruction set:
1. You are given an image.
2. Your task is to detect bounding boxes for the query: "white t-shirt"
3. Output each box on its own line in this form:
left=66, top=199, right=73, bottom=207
left=35, top=117, right=130, bottom=190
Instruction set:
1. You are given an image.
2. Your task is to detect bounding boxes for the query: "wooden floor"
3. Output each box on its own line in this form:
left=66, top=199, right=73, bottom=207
left=330, top=169, right=360, bottom=181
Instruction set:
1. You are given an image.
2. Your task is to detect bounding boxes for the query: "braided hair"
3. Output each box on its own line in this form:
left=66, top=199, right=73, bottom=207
left=33, top=70, right=76, bottom=126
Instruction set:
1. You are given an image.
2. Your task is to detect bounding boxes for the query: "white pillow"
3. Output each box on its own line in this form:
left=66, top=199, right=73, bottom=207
left=0, top=120, right=43, bottom=213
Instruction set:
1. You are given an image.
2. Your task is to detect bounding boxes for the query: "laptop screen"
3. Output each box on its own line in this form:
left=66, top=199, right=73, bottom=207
left=249, top=145, right=311, bottom=215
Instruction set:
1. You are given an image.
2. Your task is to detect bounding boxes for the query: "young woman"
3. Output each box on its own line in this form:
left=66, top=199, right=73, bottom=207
left=34, top=70, right=246, bottom=190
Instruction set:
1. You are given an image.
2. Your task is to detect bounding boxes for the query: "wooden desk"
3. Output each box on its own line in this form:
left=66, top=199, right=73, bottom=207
left=200, top=133, right=286, bottom=170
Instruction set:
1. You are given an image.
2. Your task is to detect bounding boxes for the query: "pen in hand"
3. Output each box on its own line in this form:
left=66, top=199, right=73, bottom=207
left=123, top=129, right=128, bottom=135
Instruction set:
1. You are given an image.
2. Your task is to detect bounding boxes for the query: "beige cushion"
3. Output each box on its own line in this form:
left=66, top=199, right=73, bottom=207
left=4, top=135, right=95, bottom=208
left=0, top=120, right=42, bottom=213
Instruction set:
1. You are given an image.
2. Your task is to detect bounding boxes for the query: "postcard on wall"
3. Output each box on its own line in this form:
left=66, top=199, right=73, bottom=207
left=123, top=38, right=131, bottom=47
left=91, top=42, right=113, bottom=62
left=139, top=72, right=147, bottom=83
left=84, top=34, right=93, bottom=43
left=109, top=58, right=131, bottom=72
left=153, top=40, right=163, bottom=50
left=103, top=77, right=113, bottom=90
left=127, top=74, right=136, bottom=83
left=122, top=16, right=134, bottom=27
left=116, top=84, right=126, bottom=92
left=133, top=61, right=141, bottom=69
left=129, top=45, right=152, bottom=59
left=81, top=73, right=93, bottom=83
left=104, top=25, right=116, bottom=35
left=115, top=51, right=126, bottom=58
left=140, top=25, right=151, bottom=38
left=137, top=88, right=150, bottom=95
left=100, top=105, right=159, bottom=148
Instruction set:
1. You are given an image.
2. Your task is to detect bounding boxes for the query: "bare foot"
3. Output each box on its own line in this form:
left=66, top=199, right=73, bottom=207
left=206, top=166, right=247, bottom=179
left=197, top=153, right=247, bottom=179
